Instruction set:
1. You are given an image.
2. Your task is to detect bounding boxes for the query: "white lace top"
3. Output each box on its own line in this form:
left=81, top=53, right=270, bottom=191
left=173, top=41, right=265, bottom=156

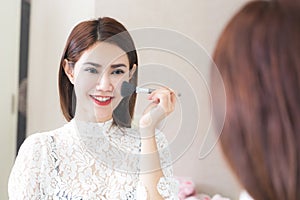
left=8, top=119, right=179, bottom=200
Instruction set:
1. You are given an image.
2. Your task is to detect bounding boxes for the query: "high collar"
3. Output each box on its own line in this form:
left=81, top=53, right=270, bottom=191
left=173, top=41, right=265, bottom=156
left=71, top=118, right=115, bottom=137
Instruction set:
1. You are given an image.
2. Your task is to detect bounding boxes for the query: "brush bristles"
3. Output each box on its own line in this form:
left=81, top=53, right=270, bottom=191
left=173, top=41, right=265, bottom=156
left=121, top=81, right=136, bottom=97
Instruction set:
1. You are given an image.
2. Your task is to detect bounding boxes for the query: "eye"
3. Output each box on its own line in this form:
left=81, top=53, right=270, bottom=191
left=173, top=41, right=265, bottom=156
left=111, top=69, right=125, bottom=75
left=84, top=67, right=98, bottom=74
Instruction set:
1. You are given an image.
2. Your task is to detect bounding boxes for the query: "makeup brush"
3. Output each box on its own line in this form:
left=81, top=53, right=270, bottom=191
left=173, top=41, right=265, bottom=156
left=121, top=81, right=155, bottom=97
left=121, top=81, right=182, bottom=98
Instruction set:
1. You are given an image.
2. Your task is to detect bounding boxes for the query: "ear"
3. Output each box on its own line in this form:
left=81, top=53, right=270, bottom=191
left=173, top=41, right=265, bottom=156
left=63, top=59, right=75, bottom=84
left=129, top=64, right=137, bottom=80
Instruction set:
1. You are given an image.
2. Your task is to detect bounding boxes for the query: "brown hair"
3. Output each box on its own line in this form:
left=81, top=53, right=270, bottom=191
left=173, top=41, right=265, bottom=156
left=212, top=1, right=300, bottom=199
left=58, top=17, right=138, bottom=127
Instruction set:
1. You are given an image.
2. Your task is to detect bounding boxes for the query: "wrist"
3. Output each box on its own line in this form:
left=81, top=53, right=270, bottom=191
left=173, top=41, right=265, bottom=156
left=139, top=126, right=156, bottom=139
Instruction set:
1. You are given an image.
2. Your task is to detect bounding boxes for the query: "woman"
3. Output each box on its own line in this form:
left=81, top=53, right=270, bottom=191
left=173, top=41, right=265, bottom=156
left=212, top=1, right=300, bottom=200
left=9, top=17, right=178, bottom=199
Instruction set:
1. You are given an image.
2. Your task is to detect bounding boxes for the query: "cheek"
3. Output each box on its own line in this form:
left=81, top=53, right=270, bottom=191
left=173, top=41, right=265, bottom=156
left=74, top=75, right=98, bottom=94
left=112, top=73, right=130, bottom=89
left=112, top=81, right=122, bottom=95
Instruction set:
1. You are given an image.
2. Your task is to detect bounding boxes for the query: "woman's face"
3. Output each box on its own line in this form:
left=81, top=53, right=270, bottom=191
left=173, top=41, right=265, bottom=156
left=66, top=42, right=135, bottom=122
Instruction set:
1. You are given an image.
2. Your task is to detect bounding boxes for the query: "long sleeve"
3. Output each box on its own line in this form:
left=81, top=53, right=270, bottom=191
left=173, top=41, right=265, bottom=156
left=155, top=129, right=179, bottom=199
left=137, top=129, right=179, bottom=200
left=8, top=133, right=48, bottom=199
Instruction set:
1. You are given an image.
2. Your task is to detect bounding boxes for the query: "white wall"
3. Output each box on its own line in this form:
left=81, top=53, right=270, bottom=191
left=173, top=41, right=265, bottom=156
left=0, top=0, right=21, bottom=199
left=26, top=0, right=251, bottom=199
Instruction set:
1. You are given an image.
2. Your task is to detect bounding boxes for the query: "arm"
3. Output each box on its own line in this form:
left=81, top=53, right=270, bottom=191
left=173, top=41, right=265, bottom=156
left=139, top=88, right=177, bottom=199
left=8, top=134, right=45, bottom=199
left=140, top=126, right=165, bottom=199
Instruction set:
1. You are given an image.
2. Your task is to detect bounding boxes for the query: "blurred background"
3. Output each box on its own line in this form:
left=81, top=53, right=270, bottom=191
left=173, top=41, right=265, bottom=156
left=1, top=0, right=251, bottom=199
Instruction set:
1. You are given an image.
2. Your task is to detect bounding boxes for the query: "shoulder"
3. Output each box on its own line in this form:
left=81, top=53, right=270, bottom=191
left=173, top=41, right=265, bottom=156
left=8, top=126, right=69, bottom=199
left=18, top=123, right=71, bottom=155
left=15, top=133, right=52, bottom=165
left=19, top=132, right=50, bottom=153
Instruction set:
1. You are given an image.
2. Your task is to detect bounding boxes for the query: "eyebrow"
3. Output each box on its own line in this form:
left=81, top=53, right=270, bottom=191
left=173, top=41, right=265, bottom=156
left=83, top=62, right=101, bottom=67
left=111, top=64, right=127, bottom=69
left=83, top=62, right=127, bottom=69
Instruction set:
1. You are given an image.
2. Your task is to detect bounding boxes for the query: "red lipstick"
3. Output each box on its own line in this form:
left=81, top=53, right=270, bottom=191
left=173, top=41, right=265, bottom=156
left=91, top=95, right=113, bottom=106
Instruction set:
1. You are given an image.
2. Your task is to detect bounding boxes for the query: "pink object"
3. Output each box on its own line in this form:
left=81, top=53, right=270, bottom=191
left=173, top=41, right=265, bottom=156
left=175, top=177, right=231, bottom=200
left=176, top=177, right=197, bottom=200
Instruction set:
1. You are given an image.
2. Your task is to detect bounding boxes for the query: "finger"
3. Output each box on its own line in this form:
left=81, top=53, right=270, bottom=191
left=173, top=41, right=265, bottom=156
left=151, top=90, right=174, bottom=113
left=148, top=88, right=166, bottom=102
left=148, top=87, right=176, bottom=111
left=150, top=89, right=170, bottom=103
left=168, top=94, right=176, bottom=112
left=147, top=87, right=166, bottom=99
left=170, top=91, right=176, bottom=106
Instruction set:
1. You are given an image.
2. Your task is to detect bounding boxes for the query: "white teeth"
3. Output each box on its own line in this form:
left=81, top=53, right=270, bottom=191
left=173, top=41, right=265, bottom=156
left=93, top=96, right=111, bottom=102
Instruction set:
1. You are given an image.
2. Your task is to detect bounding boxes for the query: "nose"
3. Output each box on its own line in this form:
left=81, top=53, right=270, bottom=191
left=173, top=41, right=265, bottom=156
left=96, top=73, right=113, bottom=91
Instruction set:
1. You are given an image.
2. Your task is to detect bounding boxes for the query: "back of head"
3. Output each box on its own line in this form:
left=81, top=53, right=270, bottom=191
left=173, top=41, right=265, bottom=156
left=212, top=1, right=300, bottom=199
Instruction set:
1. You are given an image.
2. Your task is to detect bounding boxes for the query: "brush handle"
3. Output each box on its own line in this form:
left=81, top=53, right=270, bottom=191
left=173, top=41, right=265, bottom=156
left=136, top=86, right=181, bottom=97
left=136, top=87, right=155, bottom=94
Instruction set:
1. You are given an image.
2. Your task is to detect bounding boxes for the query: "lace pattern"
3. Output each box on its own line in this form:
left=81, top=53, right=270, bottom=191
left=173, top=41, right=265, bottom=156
left=8, top=119, right=178, bottom=199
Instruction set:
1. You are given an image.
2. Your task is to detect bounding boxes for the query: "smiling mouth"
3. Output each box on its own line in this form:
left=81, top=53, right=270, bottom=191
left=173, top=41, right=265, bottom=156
left=90, top=95, right=113, bottom=106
